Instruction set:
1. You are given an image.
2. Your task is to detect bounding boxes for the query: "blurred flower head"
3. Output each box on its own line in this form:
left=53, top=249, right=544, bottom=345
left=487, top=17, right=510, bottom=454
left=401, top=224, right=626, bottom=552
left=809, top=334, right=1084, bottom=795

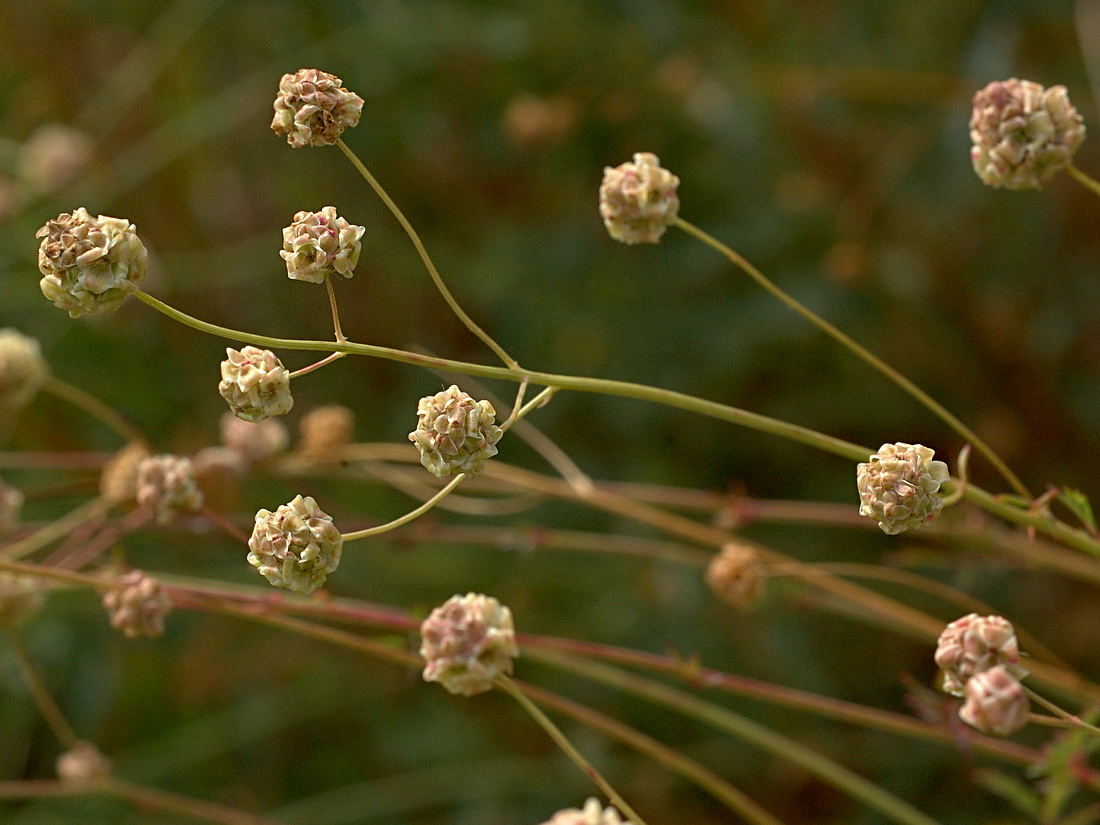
left=958, top=665, right=1030, bottom=737
left=19, top=124, right=94, bottom=194
left=136, top=454, right=204, bottom=524
left=420, top=593, right=518, bottom=696
left=0, top=328, right=48, bottom=417
left=934, top=612, right=1026, bottom=697
left=539, top=798, right=632, bottom=825
left=599, top=152, right=680, bottom=244
left=102, top=570, right=172, bottom=639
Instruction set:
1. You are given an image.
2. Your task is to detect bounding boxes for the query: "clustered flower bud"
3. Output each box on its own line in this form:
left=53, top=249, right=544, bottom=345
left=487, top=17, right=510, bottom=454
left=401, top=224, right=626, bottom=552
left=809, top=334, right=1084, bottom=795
left=0, top=328, right=49, bottom=415
left=247, top=495, right=343, bottom=595
left=539, top=798, right=633, bottom=825
left=934, top=612, right=1026, bottom=697
left=100, top=442, right=153, bottom=504
left=298, top=404, right=355, bottom=460
left=958, top=665, right=1030, bottom=737
left=599, top=152, right=680, bottom=244
left=856, top=442, right=950, bottom=535
left=218, top=346, right=294, bottom=423
left=420, top=592, right=518, bottom=696
left=102, top=570, right=172, bottom=639
left=56, top=741, right=111, bottom=785
left=19, top=124, right=94, bottom=194
left=271, top=68, right=364, bottom=148
left=280, top=207, right=365, bottom=283
left=220, top=412, right=289, bottom=463
left=36, top=208, right=147, bottom=318
left=970, top=78, right=1086, bottom=190
left=0, top=476, right=24, bottom=538
left=136, top=454, right=204, bottom=524
left=705, top=542, right=765, bottom=611
left=409, top=385, right=503, bottom=479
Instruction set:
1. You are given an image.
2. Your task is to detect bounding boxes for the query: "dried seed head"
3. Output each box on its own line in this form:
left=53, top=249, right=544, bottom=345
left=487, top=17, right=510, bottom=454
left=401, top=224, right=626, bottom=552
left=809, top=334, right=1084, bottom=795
left=409, top=385, right=503, bottom=479
left=935, top=613, right=1026, bottom=696
left=0, top=572, right=46, bottom=625
left=599, top=152, right=680, bottom=244
left=218, top=346, right=293, bottom=423
left=100, top=442, right=153, bottom=504
left=220, top=413, right=289, bottom=463
left=958, top=665, right=1030, bottom=737
left=970, top=78, right=1086, bottom=190
left=36, top=208, right=147, bottom=317
left=420, top=593, right=518, bottom=696
left=0, top=476, right=24, bottom=539
left=540, top=799, right=632, bottom=825
left=280, top=207, right=365, bottom=283
left=102, top=570, right=172, bottom=639
left=0, top=328, right=49, bottom=416
left=247, top=495, right=343, bottom=594
left=19, top=124, right=94, bottom=194
left=135, top=454, right=204, bottom=524
left=298, top=404, right=355, bottom=461
left=56, top=741, right=111, bottom=785
left=857, top=442, right=950, bottom=535
left=271, top=68, right=363, bottom=148
left=706, top=542, right=765, bottom=611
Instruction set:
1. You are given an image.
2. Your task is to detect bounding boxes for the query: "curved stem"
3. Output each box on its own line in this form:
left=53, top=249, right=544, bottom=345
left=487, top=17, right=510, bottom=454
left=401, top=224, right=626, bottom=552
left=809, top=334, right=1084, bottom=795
left=341, top=474, right=466, bottom=542
left=2, top=625, right=79, bottom=748
left=1066, top=164, right=1100, bottom=199
left=324, top=275, right=347, bottom=344
left=336, top=139, right=519, bottom=370
left=41, top=377, right=147, bottom=445
left=675, top=217, right=1032, bottom=501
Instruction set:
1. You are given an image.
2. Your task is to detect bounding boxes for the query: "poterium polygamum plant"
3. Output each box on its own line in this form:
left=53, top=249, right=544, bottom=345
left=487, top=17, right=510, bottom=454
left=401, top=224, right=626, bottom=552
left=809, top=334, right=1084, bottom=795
left=247, top=494, right=343, bottom=595
left=420, top=592, right=518, bottom=696
left=280, top=206, right=365, bottom=283
left=271, top=67, right=364, bottom=148
left=409, top=385, right=503, bottom=479
left=218, top=346, right=294, bottom=423
left=598, top=152, right=680, bottom=244
left=856, top=442, right=950, bottom=535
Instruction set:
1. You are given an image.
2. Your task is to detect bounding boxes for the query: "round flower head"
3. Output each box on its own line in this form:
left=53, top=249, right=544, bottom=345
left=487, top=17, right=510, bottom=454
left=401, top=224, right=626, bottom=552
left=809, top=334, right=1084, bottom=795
left=409, top=385, right=503, bottom=479
left=0, top=572, right=46, bottom=625
left=220, top=412, right=289, bottom=463
left=56, top=741, right=111, bottom=785
left=271, top=68, right=363, bottom=148
left=36, top=207, right=147, bottom=317
left=706, top=542, right=765, bottom=611
left=218, top=346, right=293, bottom=423
left=420, top=593, right=518, bottom=696
left=0, top=328, right=49, bottom=415
left=970, top=78, right=1086, bottom=190
left=934, top=612, right=1026, bottom=697
left=102, top=570, right=172, bottom=639
left=540, top=798, right=632, bottom=825
left=958, top=665, right=1030, bottom=737
left=19, top=124, right=94, bottom=194
left=857, top=442, right=950, bottom=535
left=247, top=494, right=343, bottom=595
left=298, top=404, right=355, bottom=460
left=281, top=207, right=365, bottom=283
left=135, top=454, right=204, bottom=525
left=599, top=152, right=680, bottom=244
left=100, top=441, right=152, bottom=504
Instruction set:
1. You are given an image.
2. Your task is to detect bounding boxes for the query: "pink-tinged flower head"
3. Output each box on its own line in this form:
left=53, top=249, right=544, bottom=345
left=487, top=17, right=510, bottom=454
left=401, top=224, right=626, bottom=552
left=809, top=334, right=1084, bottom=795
left=420, top=593, right=518, bottom=696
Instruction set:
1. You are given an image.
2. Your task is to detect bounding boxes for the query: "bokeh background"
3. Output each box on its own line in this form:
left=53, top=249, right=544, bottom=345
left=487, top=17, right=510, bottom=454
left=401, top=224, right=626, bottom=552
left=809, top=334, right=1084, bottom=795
left=1, top=1, right=1099, bottom=823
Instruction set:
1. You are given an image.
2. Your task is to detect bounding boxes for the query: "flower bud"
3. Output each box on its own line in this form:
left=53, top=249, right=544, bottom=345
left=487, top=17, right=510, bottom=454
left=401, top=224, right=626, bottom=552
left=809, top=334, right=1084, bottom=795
left=102, top=570, right=172, bottom=639
left=599, top=152, right=680, bottom=244
left=56, top=741, right=111, bottom=785
left=0, top=329, right=49, bottom=416
left=271, top=68, right=363, bottom=148
left=0, top=476, right=24, bottom=539
left=36, top=208, right=147, bottom=317
left=857, top=442, right=950, bottom=535
left=706, top=542, right=765, bottom=611
left=136, top=454, right=204, bottom=524
left=540, top=798, right=632, bottom=825
left=420, top=593, right=518, bottom=696
left=409, top=385, right=502, bottom=479
left=934, top=613, right=1026, bottom=696
left=218, top=346, right=293, bottom=423
left=100, top=442, right=153, bottom=504
left=970, top=79, right=1086, bottom=190
left=280, top=207, right=365, bottom=283
left=220, top=413, right=289, bottom=463
left=19, top=124, right=94, bottom=194
left=247, top=495, right=343, bottom=594
left=958, top=665, right=1030, bottom=737
left=298, top=404, right=355, bottom=461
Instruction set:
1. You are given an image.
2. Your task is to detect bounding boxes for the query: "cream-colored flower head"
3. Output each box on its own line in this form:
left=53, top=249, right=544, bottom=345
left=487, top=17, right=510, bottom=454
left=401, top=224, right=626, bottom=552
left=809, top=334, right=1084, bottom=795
left=420, top=593, right=518, bottom=696
left=934, top=612, right=1026, bottom=697
left=56, top=741, right=111, bottom=785
left=218, top=346, right=293, bottom=423
left=970, top=78, right=1086, bottom=190
left=19, top=124, right=94, bottom=194
left=271, top=68, right=364, bottom=148
left=958, top=665, right=1030, bottom=737
left=247, top=495, right=343, bottom=594
left=36, top=208, right=147, bottom=317
left=706, top=542, right=765, bottom=611
left=298, top=404, right=355, bottom=461
left=409, top=385, right=503, bottom=479
left=281, top=207, right=365, bottom=283
left=135, top=454, right=204, bottom=524
left=540, top=798, right=632, bottom=825
left=102, top=570, right=172, bottom=639
left=0, top=329, right=48, bottom=417
left=100, top=442, right=153, bottom=504
left=599, top=152, right=680, bottom=244
left=857, top=442, right=950, bottom=535
left=220, top=413, right=289, bottom=463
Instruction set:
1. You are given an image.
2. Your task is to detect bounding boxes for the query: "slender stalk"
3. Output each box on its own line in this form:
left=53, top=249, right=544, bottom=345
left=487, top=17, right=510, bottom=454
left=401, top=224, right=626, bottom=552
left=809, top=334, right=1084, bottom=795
left=1023, top=687, right=1100, bottom=737
left=287, top=351, right=344, bottom=380
left=2, top=625, right=78, bottom=748
left=675, top=217, right=1033, bottom=501
left=41, top=377, right=147, bottom=445
left=1066, top=164, right=1100, bottom=198
left=324, top=275, right=347, bottom=343
left=0, top=497, right=114, bottom=561
left=494, top=674, right=648, bottom=825
left=336, top=139, right=520, bottom=370
left=341, top=474, right=466, bottom=542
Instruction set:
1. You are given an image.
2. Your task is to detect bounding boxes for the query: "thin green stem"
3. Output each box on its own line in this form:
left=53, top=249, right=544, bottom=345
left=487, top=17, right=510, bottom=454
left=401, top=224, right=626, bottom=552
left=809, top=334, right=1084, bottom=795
left=287, top=351, right=344, bottom=380
left=1066, top=164, right=1100, bottom=199
left=1023, top=686, right=1100, bottom=737
left=336, top=138, right=520, bottom=370
left=0, top=496, right=114, bottom=561
left=494, top=674, right=648, bottom=825
left=324, top=275, right=347, bottom=344
left=675, top=217, right=1033, bottom=501
left=2, top=625, right=79, bottom=748
left=341, top=474, right=466, bottom=542
left=41, top=377, right=147, bottom=445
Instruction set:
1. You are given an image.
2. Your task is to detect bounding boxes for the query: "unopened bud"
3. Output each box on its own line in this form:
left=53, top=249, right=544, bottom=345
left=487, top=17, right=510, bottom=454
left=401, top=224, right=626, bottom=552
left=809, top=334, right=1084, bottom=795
left=599, top=153, right=680, bottom=244
left=857, top=442, right=950, bottom=535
